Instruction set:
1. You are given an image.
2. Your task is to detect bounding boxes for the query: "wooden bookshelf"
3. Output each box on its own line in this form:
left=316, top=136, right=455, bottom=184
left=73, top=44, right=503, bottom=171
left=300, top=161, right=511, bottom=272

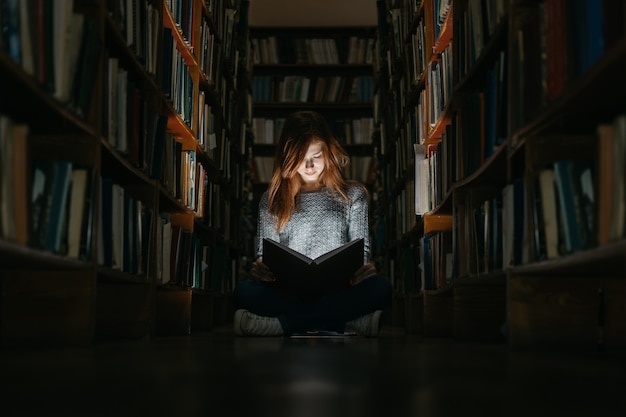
left=377, top=0, right=626, bottom=352
left=0, top=0, right=249, bottom=346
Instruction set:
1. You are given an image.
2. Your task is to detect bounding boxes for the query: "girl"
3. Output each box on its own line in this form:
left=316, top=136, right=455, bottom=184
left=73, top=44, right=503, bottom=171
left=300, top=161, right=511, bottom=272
left=233, top=111, right=392, bottom=336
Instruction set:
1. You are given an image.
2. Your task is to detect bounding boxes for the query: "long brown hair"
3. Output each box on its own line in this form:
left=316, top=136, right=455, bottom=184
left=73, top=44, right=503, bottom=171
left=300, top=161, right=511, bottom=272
left=267, top=111, right=350, bottom=231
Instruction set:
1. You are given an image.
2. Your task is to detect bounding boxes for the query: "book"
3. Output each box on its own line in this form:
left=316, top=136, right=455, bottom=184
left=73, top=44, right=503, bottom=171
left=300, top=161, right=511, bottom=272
left=553, top=159, right=594, bottom=253
left=537, top=168, right=559, bottom=259
left=0, top=117, right=29, bottom=245
left=66, top=168, right=89, bottom=259
left=262, top=238, right=364, bottom=299
left=30, top=159, right=72, bottom=253
left=10, top=124, right=29, bottom=245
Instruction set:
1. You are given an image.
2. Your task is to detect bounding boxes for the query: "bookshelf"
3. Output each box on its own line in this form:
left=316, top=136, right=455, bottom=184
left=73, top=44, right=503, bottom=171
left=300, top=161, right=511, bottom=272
left=377, top=0, right=626, bottom=352
left=0, top=0, right=250, bottom=345
left=374, top=0, right=457, bottom=332
left=248, top=26, right=378, bottom=191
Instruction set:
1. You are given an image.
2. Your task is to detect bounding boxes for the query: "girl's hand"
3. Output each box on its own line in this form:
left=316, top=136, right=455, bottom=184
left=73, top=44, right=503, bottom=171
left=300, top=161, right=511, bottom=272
left=250, top=258, right=276, bottom=282
left=350, top=263, right=377, bottom=286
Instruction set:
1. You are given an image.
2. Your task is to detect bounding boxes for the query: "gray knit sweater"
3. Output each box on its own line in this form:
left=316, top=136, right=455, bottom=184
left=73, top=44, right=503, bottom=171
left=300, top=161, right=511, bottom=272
left=256, top=184, right=370, bottom=263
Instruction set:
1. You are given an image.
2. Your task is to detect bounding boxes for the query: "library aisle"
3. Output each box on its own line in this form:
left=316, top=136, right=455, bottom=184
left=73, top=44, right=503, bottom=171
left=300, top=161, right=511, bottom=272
left=1, top=326, right=624, bottom=416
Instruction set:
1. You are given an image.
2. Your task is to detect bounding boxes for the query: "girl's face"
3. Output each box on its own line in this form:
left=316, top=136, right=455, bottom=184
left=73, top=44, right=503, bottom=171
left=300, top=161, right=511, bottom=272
left=297, top=141, right=325, bottom=187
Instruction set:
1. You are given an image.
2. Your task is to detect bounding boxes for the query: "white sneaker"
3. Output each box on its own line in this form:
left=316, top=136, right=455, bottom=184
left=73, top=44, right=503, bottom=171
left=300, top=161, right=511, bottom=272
left=344, top=310, right=382, bottom=337
left=234, top=309, right=284, bottom=337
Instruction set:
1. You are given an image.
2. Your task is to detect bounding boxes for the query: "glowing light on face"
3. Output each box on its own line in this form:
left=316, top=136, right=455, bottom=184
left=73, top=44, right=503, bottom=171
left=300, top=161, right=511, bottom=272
left=297, top=141, right=325, bottom=186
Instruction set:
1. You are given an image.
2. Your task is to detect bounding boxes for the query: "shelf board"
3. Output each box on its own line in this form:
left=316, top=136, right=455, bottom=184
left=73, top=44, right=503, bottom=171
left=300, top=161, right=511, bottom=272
left=0, top=240, right=93, bottom=270
left=97, top=267, right=150, bottom=285
left=453, top=271, right=506, bottom=286
left=509, top=240, right=626, bottom=277
left=100, top=140, right=156, bottom=194
left=454, top=139, right=508, bottom=188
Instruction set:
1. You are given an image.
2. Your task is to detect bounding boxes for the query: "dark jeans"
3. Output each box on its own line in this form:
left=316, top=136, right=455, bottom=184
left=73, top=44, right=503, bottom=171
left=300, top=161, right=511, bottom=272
left=232, top=275, right=392, bottom=335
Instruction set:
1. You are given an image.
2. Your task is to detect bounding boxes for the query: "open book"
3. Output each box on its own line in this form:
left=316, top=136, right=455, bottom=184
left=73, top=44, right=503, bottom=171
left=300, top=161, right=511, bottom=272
left=262, top=238, right=364, bottom=299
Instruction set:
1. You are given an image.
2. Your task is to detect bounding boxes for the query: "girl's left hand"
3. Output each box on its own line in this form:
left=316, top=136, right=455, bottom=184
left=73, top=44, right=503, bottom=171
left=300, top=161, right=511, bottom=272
left=350, top=263, right=377, bottom=286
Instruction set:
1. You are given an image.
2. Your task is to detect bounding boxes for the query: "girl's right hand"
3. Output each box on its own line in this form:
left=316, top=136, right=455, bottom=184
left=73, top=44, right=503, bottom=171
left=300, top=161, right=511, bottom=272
left=250, top=258, right=276, bottom=282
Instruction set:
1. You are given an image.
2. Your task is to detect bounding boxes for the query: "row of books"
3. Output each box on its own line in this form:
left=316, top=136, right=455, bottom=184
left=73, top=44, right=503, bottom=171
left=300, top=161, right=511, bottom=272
left=108, top=0, right=162, bottom=77
left=252, top=75, right=375, bottom=104
left=388, top=8, right=405, bottom=65
left=103, top=65, right=173, bottom=180
left=31, top=159, right=96, bottom=260
left=0, top=114, right=224, bottom=271
left=414, top=129, right=621, bottom=281
left=97, top=188, right=226, bottom=281
left=196, top=90, right=218, bottom=155
left=446, top=51, right=507, bottom=181
left=160, top=138, right=226, bottom=229
left=408, top=18, right=427, bottom=86
left=0, top=115, right=99, bottom=260
left=450, top=129, right=612, bottom=278
left=252, top=117, right=284, bottom=145
left=162, top=27, right=195, bottom=128
left=197, top=17, right=220, bottom=85
left=159, top=213, right=230, bottom=291
left=454, top=192, right=503, bottom=278
left=98, top=177, right=152, bottom=275
left=252, top=35, right=375, bottom=65
left=387, top=0, right=449, bottom=68
left=510, top=0, right=613, bottom=130
left=427, top=44, right=453, bottom=129
left=105, top=56, right=166, bottom=167
left=168, top=0, right=238, bottom=66
left=159, top=214, right=195, bottom=286
left=419, top=230, right=453, bottom=290
left=1, top=0, right=100, bottom=118
left=252, top=117, right=374, bottom=146
left=97, top=167, right=227, bottom=278
left=432, top=0, right=452, bottom=42
left=166, top=0, right=196, bottom=49
left=418, top=137, right=604, bottom=281
left=455, top=0, right=507, bottom=80
left=163, top=144, right=198, bottom=211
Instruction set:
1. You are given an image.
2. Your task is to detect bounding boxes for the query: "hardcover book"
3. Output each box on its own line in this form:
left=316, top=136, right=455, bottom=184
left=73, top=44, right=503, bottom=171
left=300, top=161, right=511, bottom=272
left=262, top=238, right=364, bottom=299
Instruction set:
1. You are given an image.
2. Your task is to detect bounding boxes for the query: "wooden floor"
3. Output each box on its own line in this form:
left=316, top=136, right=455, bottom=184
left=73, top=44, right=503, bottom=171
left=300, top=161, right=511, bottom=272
left=1, top=324, right=625, bottom=417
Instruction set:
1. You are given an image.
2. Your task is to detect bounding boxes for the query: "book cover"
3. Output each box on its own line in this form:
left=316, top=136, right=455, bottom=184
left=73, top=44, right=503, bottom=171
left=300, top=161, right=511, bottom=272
left=66, top=168, right=89, bottom=259
left=41, top=159, right=72, bottom=253
left=538, top=168, right=559, bottom=259
left=99, top=176, right=113, bottom=267
left=553, top=160, right=581, bottom=253
left=11, top=124, right=29, bottom=246
left=72, top=18, right=100, bottom=117
left=263, top=238, right=364, bottom=299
